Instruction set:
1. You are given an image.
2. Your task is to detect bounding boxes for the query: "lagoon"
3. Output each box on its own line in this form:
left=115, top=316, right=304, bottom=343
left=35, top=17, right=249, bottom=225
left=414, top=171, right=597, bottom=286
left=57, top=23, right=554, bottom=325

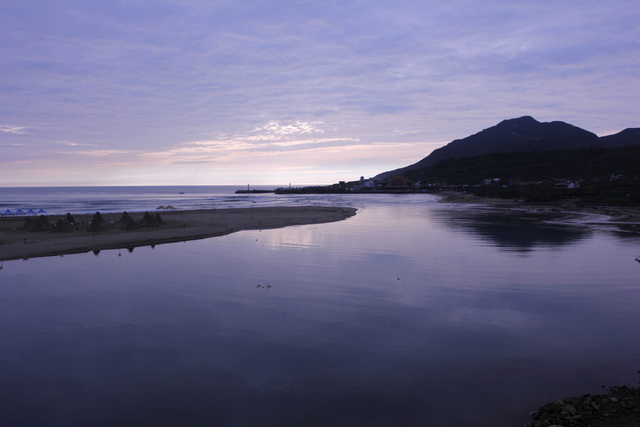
left=1, top=192, right=639, bottom=426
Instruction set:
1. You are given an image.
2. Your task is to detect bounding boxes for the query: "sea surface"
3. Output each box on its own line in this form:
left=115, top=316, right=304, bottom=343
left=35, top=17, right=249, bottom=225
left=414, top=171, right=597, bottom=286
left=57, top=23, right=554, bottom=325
left=0, top=185, right=356, bottom=215
left=1, top=187, right=640, bottom=426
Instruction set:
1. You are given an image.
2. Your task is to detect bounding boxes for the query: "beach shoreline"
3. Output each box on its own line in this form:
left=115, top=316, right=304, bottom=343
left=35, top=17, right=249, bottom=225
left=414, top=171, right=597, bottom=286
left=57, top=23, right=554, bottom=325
left=436, top=191, right=640, bottom=225
left=0, top=206, right=357, bottom=262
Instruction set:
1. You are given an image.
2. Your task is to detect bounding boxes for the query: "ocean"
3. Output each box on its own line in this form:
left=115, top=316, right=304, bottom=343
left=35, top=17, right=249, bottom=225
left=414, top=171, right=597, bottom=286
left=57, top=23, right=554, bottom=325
left=1, top=187, right=639, bottom=426
left=0, top=185, right=323, bottom=215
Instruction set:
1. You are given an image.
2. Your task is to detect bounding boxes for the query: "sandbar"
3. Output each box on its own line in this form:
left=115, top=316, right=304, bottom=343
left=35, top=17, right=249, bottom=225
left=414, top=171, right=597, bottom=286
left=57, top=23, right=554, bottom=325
left=0, top=206, right=357, bottom=262
left=437, top=191, right=640, bottom=225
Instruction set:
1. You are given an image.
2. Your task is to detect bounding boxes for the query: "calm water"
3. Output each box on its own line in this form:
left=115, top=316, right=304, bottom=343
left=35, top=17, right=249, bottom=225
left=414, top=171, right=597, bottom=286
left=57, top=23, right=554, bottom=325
left=1, top=190, right=640, bottom=426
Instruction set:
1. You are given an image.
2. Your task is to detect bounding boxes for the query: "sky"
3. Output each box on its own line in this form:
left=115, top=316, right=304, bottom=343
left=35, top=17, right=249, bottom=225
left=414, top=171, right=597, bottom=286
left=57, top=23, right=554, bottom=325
left=1, top=1, right=639, bottom=187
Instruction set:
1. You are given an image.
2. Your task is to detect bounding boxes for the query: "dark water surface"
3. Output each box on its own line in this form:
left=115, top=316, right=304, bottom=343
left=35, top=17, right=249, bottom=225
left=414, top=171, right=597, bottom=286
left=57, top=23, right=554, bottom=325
left=1, top=195, right=639, bottom=426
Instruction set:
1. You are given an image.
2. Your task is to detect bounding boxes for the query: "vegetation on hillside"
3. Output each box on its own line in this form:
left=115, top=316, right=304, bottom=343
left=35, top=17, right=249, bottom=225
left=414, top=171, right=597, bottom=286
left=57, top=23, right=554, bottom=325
left=405, top=146, right=640, bottom=183
left=403, top=145, right=640, bottom=205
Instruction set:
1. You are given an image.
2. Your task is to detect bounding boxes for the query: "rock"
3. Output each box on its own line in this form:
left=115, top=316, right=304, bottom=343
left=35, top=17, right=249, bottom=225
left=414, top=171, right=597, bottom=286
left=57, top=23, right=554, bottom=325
left=122, top=216, right=139, bottom=230
left=528, top=385, right=640, bottom=426
left=53, top=219, right=65, bottom=232
left=88, top=212, right=104, bottom=232
left=65, top=212, right=76, bottom=224
left=22, top=215, right=51, bottom=232
left=139, top=212, right=159, bottom=227
left=118, top=211, right=132, bottom=223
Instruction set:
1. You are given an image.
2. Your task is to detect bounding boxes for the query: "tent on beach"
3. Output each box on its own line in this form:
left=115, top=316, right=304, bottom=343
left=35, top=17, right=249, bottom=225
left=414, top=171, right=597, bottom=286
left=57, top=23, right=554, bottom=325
left=14, top=208, right=25, bottom=216
left=26, top=209, right=36, bottom=216
left=37, top=209, right=47, bottom=214
left=2, top=209, right=12, bottom=215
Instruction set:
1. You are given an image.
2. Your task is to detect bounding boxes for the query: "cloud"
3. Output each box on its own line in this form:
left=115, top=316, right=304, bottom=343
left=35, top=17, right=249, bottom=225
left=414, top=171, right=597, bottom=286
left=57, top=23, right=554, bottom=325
left=57, top=141, right=100, bottom=147
left=67, top=149, right=133, bottom=157
left=140, top=121, right=360, bottom=166
left=270, top=137, right=358, bottom=148
left=258, top=121, right=325, bottom=136
left=0, top=126, right=26, bottom=134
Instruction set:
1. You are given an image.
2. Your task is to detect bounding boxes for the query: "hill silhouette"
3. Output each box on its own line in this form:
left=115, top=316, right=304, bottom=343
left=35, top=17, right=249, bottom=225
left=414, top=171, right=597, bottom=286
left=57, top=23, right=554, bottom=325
left=375, top=116, right=640, bottom=181
left=404, top=145, right=640, bottom=184
left=599, top=128, right=640, bottom=148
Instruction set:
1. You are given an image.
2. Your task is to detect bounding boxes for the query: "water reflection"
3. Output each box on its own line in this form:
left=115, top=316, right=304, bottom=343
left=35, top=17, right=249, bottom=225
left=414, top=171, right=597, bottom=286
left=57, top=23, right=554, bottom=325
left=1, top=202, right=639, bottom=426
left=431, top=206, right=591, bottom=252
left=610, top=224, right=640, bottom=239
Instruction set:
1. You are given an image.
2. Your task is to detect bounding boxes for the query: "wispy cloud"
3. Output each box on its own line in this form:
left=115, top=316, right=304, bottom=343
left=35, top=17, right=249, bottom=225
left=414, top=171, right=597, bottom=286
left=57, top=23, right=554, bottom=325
left=257, top=121, right=324, bottom=136
left=56, top=141, right=100, bottom=147
left=0, top=125, right=26, bottom=134
left=139, top=121, right=361, bottom=167
left=77, top=150, right=133, bottom=156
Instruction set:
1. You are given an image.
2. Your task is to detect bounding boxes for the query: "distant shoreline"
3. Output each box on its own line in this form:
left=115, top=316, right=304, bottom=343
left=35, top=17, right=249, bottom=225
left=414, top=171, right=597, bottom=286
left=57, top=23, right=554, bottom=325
left=3, top=193, right=639, bottom=263
left=436, top=191, right=640, bottom=225
left=0, top=206, right=357, bottom=262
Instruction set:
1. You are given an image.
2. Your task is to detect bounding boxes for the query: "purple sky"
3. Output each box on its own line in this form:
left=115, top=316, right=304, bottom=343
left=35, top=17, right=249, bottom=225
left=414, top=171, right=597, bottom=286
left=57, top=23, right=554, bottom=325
left=1, top=1, right=639, bottom=186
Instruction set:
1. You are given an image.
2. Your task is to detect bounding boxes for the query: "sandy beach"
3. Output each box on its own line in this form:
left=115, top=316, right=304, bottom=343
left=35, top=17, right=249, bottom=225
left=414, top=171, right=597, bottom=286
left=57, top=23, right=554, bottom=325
left=0, top=206, right=357, bottom=262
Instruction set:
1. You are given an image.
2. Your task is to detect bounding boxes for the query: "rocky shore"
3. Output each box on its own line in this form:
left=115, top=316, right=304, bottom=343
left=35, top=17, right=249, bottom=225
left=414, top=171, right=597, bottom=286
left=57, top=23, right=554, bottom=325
left=527, top=384, right=640, bottom=426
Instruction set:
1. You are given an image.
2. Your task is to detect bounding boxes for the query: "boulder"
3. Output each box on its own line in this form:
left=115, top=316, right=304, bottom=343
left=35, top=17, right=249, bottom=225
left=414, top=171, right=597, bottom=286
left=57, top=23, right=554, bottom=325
left=88, top=212, right=104, bottom=232
left=65, top=213, right=76, bottom=225
left=21, top=215, right=51, bottom=232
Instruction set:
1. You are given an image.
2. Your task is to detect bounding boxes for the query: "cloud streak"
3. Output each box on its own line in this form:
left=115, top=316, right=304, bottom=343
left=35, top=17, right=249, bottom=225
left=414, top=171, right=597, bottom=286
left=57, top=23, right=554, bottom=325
left=0, top=126, right=26, bottom=134
left=141, top=121, right=362, bottom=166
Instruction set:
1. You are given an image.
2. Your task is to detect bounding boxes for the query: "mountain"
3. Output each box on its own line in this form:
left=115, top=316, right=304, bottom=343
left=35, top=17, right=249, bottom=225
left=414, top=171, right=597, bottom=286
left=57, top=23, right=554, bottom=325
left=599, top=128, right=640, bottom=148
left=375, top=116, right=640, bottom=181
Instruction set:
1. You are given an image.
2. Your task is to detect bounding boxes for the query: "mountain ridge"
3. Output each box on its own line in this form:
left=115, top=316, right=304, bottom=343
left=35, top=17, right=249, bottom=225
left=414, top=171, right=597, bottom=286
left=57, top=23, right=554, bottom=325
left=375, top=116, right=640, bottom=181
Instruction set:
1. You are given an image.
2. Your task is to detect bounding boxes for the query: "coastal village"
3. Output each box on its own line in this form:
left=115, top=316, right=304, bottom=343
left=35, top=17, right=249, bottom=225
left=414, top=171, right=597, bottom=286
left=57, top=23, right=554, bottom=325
left=272, top=175, right=627, bottom=201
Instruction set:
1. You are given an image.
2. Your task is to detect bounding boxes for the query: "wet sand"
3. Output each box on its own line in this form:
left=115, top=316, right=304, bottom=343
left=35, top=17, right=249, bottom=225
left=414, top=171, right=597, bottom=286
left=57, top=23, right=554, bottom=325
left=0, top=206, right=357, bottom=262
left=437, top=191, right=640, bottom=225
